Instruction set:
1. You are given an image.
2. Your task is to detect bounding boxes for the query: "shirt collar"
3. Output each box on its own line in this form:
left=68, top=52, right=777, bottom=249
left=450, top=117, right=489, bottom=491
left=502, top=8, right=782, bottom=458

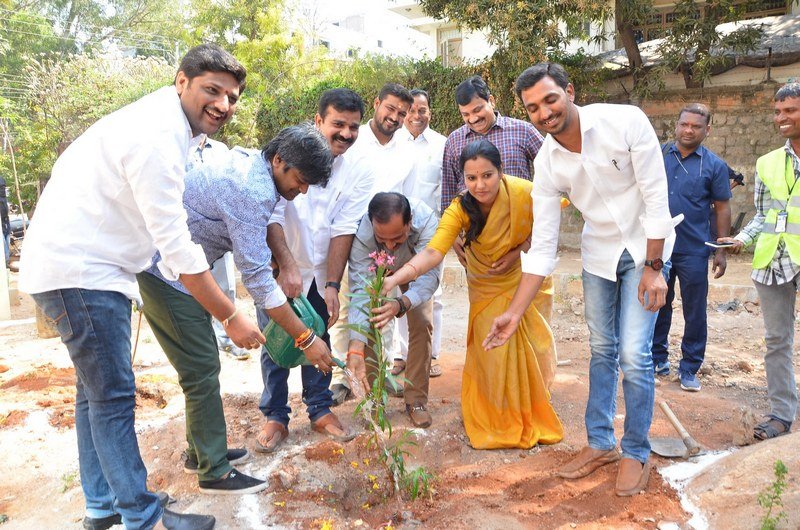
left=401, top=125, right=432, bottom=143
left=465, top=112, right=504, bottom=137
left=668, top=142, right=706, bottom=159
left=785, top=139, right=799, bottom=160
left=547, top=105, right=592, bottom=154
left=363, top=120, right=399, bottom=148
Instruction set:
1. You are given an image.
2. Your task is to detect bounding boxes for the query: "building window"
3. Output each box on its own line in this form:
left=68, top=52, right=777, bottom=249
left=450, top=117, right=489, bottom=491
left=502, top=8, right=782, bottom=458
left=437, top=27, right=463, bottom=67
left=631, top=0, right=787, bottom=44
left=377, top=40, right=383, bottom=48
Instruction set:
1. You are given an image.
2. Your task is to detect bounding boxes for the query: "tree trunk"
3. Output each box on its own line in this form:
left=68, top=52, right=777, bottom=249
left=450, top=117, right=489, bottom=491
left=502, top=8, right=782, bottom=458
left=615, top=0, right=645, bottom=85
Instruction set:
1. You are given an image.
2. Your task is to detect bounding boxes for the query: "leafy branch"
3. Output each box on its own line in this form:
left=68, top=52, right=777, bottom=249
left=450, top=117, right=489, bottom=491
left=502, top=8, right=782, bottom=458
left=758, top=459, right=789, bottom=530
left=345, top=251, right=434, bottom=501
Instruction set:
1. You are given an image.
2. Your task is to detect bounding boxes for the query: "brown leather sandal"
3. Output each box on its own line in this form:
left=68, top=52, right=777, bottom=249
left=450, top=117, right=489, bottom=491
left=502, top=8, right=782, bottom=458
left=255, top=420, right=288, bottom=453
left=311, top=413, right=355, bottom=442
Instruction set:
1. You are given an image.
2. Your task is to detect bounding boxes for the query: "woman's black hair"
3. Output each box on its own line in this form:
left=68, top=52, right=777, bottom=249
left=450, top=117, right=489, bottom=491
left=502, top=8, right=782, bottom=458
left=458, top=139, right=502, bottom=247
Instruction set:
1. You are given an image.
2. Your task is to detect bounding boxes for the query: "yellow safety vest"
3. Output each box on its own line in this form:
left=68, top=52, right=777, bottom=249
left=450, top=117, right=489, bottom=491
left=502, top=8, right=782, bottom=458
left=752, top=147, right=800, bottom=269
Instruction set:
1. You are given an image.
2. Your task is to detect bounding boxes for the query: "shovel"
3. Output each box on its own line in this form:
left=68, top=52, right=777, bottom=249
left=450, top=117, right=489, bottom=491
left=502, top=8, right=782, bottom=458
left=650, top=400, right=704, bottom=458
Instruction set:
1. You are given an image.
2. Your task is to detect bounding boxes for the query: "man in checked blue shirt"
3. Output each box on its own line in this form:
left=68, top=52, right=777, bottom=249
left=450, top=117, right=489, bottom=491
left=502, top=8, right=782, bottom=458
left=721, top=82, right=800, bottom=441
left=136, top=123, right=334, bottom=495
left=652, top=103, right=732, bottom=392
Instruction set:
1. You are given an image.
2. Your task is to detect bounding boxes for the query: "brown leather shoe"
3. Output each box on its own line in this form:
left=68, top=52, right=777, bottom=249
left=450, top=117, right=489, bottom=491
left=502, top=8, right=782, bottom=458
left=406, top=404, right=432, bottom=428
left=556, top=446, right=621, bottom=479
left=615, top=458, right=651, bottom=496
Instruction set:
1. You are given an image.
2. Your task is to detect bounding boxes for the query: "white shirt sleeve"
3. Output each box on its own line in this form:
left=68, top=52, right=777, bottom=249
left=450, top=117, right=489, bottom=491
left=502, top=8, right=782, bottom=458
left=520, top=156, right=562, bottom=276
left=126, top=131, right=208, bottom=281
left=628, top=108, right=675, bottom=240
left=330, top=162, right=376, bottom=238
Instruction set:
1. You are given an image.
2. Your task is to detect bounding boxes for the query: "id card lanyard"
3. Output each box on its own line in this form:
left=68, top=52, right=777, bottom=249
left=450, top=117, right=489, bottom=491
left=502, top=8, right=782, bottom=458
left=775, top=155, right=798, bottom=234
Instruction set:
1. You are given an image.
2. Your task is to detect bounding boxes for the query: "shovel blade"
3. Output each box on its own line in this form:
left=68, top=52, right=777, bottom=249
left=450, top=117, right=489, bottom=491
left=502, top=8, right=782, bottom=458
left=650, top=436, right=689, bottom=458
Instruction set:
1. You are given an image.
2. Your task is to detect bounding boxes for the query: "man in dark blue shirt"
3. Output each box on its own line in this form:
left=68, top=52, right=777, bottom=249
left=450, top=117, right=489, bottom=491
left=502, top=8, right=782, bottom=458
left=653, top=103, right=732, bottom=392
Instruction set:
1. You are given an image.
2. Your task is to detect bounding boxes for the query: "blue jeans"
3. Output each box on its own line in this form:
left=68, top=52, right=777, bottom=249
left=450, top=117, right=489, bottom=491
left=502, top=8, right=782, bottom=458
left=581, top=250, right=668, bottom=463
left=258, top=280, right=334, bottom=426
left=652, top=253, right=708, bottom=375
left=32, top=289, right=161, bottom=529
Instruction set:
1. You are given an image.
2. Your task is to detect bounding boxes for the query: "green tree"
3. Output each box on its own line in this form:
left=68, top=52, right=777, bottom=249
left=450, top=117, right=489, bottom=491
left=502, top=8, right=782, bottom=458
left=656, top=0, right=764, bottom=89
left=615, top=0, right=653, bottom=84
left=0, top=55, right=174, bottom=206
left=30, top=0, right=180, bottom=58
left=416, top=0, right=617, bottom=100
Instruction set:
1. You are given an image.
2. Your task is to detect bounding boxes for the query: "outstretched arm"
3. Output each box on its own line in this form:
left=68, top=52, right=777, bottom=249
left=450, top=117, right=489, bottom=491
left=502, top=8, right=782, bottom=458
left=482, top=273, right=546, bottom=350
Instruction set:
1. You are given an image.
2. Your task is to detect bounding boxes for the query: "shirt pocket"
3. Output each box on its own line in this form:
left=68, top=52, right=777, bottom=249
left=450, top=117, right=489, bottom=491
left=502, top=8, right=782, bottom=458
left=584, top=149, right=634, bottom=194
left=690, top=173, right=711, bottom=199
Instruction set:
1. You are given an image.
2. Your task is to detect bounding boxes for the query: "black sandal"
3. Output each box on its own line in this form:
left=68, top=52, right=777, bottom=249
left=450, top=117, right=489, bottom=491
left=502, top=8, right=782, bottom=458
left=754, top=417, right=791, bottom=440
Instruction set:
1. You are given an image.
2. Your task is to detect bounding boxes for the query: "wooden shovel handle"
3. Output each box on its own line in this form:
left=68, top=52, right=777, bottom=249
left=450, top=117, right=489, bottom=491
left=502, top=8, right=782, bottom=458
left=659, top=400, right=701, bottom=456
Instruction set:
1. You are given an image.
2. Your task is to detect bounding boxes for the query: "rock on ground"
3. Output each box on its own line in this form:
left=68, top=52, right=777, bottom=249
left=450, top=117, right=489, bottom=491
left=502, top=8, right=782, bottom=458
left=686, top=431, right=800, bottom=529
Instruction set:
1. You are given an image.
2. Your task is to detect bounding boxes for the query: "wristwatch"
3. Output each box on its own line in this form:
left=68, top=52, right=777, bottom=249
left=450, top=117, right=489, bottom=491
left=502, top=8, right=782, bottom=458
left=394, top=296, right=408, bottom=318
left=325, top=281, right=341, bottom=291
left=644, top=258, right=664, bottom=271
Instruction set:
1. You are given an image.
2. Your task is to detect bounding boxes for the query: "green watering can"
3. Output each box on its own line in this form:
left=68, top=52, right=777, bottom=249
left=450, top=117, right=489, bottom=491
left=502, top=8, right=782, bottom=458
left=262, top=295, right=346, bottom=370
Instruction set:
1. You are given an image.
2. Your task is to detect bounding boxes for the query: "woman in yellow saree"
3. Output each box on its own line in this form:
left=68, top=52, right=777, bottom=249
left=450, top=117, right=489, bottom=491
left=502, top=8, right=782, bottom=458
left=381, top=139, right=563, bottom=449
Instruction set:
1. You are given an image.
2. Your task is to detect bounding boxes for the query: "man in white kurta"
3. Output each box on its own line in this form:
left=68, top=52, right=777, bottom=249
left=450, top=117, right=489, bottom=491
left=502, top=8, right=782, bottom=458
left=394, top=88, right=447, bottom=378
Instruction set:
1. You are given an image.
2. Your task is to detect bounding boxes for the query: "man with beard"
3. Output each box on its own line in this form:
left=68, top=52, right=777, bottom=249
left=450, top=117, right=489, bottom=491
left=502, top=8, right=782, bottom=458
left=484, top=62, right=677, bottom=497
left=259, top=89, right=373, bottom=451
left=19, top=44, right=259, bottom=530
left=328, top=83, right=415, bottom=404
left=652, top=103, right=732, bottom=392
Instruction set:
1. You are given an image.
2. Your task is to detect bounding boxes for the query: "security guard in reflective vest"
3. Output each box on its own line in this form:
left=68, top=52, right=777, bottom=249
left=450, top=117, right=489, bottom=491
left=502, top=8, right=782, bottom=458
left=721, top=81, right=800, bottom=442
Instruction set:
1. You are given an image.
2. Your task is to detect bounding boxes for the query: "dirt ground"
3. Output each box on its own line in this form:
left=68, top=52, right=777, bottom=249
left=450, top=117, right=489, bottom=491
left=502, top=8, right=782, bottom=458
left=0, top=251, right=796, bottom=529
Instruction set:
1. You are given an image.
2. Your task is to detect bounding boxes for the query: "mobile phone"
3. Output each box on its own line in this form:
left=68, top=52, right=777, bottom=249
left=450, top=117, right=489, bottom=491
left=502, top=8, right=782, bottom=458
left=704, top=241, right=735, bottom=249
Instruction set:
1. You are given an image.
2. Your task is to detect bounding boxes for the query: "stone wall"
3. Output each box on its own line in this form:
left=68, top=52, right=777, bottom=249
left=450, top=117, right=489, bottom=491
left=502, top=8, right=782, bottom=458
left=557, top=82, right=786, bottom=249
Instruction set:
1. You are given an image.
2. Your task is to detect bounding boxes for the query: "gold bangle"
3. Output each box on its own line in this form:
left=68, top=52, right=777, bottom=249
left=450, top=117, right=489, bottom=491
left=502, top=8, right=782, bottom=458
left=404, top=262, right=419, bottom=280
left=294, top=328, right=313, bottom=347
left=299, top=334, right=318, bottom=351
left=221, top=308, right=238, bottom=327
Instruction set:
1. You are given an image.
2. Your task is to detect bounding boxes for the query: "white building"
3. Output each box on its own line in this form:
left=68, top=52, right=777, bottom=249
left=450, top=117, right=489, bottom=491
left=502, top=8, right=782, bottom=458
left=295, top=0, right=431, bottom=60
left=387, top=0, right=495, bottom=66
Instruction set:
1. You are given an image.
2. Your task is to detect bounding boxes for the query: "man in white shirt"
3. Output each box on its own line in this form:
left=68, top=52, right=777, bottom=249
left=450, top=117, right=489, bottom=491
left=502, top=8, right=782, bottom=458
left=259, top=89, right=373, bottom=451
left=19, top=44, right=262, bottom=530
left=484, top=63, right=676, bottom=497
left=328, top=83, right=416, bottom=402
left=393, top=88, right=447, bottom=379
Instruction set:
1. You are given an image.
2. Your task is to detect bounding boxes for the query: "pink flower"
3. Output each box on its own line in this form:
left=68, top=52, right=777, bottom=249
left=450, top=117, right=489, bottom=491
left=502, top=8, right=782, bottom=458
left=375, top=254, right=386, bottom=267
left=368, top=265, right=376, bottom=273
left=386, top=255, right=396, bottom=266
left=368, top=251, right=377, bottom=260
